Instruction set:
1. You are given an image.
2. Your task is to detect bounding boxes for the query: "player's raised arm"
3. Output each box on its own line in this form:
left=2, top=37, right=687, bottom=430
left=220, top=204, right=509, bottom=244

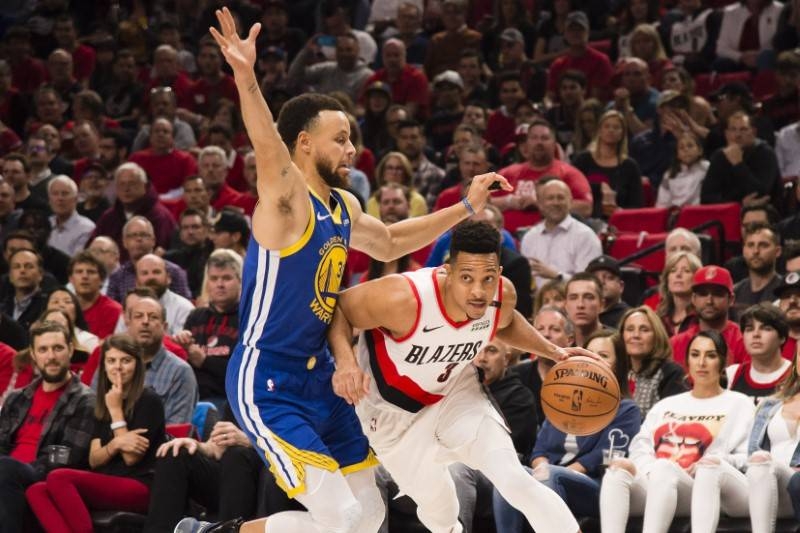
left=209, top=8, right=303, bottom=203
left=346, top=172, right=513, bottom=262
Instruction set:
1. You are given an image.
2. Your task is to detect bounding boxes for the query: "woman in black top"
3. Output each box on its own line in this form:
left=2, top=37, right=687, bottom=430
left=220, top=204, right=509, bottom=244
left=572, top=109, right=643, bottom=217
left=25, top=334, right=165, bottom=532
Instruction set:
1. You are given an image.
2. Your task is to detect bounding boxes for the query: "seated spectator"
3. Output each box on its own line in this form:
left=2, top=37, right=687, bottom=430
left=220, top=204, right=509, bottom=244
left=17, top=209, right=71, bottom=285
left=702, top=111, right=782, bottom=206
left=621, top=306, right=688, bottom=417
left=572, top=110, right=643, bottom=218
left=612, top=57, right=661, bottom=136
left=732, top=222, right=783, bottom=320
left=69, top=121, right=102, bottom=180
left=256, top=0, right=306, bottom=65
left=26, top=136, right=55, bottom=203
left=456, top=51, right=489, bottom=107
left=427, top=70, right=467, bottom=153
left=99, top=49, right=144, bottom=124
left=121, top=294, right=197, bottom=424
left=361, top=184, right=421, bottom=282
left=68, top=251, right=121, bottom=340
left=1, top=250, right=49, bottom=335
left=84, top=237, right=120, bottom=295
left=106, top=216, right=191, bottom=303
left=2, top=153, right=50, bottom=214
left=777, top=272, right=800, bottom=359
left=715, top=0, right=782, bottom=72
left=367, top=152, right=428, bottom=218
left=209, top=210, right=250, bottom=258
left=655, top=132, right=708, bottom=208
left=726, top=204, right=782, bottom=283
left=45, top=289, right=100, bottom=354
left=0, top=321, right=95, bottom=533
left=496, top=120, right=593, bottom=232
left=586, top=255, right=631, bottom=329
left=0, top=230, right=60, bottom=299
left=665, top=227, right=703, bottom=258
left=775, top=111, right=800, bottom=180
left=494, top=330, right=641, bottom=529
left=646, top=251, right=702, bottom=336
left=47, top=176, right=95, bottom=257
left=564, top=272, right=608, bottom=347
left=660, top=66, right=715, bottom=130
left=26, top=86, right=67, bottom=137
left=600, top=330, right=755, bottom=533
left=0, top=339, right=32, bottom=406
left=132, top=86, right=196, bottom=152
left=0, top=181, right=21, bottom=246
left=146, top=45, right=194, bottom=109
left=520, top=178, right=601, bottom=289
left=629, top=24, right=673, bottom=90
left=761, top=50, right=800, bottom=132
left=533, top=280, right=567, bottom=316
left=203, top=124, right=248, bottom=193
left=4, top=26, right=47, bottom=96
left=532, top=1, right=571, bottom=66
left=364, top=39, right=430, bottom=120
left=434, top=144, right=490, bottom=211
left=728, top=303, right=792, bottom=404
left=485, top=72, right=528, bottom=150
left=164, top=209, right=215, bottom=298
left=545, top=70, right=587, bottom=149
left=128, top=118, right=199, bottom=199
left=130, top=254, right=194, bottom=337
left=196, top=146, right=255, bottom=216
left=659, top=0, right=720, bottom=74
left=76, top=162, right=111, bottom=223
left=359, top=82, right=394, bottom=158
left=705, top=83, right=775, bottom=155
left=424, top=0, right=481, bottom=78
left=671, top=265, right=749, bottom=367
left=395, top=120, right=446, bottom=204
left=46, top=50, right=81, bottom=119
left=143, top=414, right=268, bottom=532
left=92, top=163, right=177, bottom=258
left=26, top=334, right=165, bottom=532
left=547, top=11, right=614, bottom=102
left=187, top=39, right=238, bottom=118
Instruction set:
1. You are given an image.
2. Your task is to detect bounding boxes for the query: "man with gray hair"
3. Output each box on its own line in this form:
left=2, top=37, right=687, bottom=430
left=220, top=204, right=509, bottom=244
left=48, top=175, right=95, bottom=256
left=91, top=162, right=177, bottom=255
left=174, top=249, right=243, bottom=408
left=665, top=227, right=702, bottom=258
left=197, top=145, right=254, bottom=214
left=128, top=117, right=198, bottom=198
left=106, top=216, right=191, bottom=302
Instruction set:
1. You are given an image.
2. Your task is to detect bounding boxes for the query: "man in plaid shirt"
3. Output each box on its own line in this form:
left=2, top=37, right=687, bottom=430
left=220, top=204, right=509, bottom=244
left=0, top=321, right=95, bottom=532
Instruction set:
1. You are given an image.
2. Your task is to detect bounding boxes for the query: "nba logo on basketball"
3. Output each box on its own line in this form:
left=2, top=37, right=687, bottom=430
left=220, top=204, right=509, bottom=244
left=570, top=389, right=583, bottom=411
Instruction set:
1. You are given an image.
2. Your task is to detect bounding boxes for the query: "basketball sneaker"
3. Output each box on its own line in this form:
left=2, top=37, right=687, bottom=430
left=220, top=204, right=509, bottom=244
left=173, top=517, right=244, bottom=533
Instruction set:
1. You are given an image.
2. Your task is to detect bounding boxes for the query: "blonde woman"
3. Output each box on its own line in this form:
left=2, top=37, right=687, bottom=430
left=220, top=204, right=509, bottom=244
left=649, top=252, right=703, bottom=336
left=629, top=24, right=672, bottom=89
left=366, top=152, right=429, bottom=219
left=572, top=110, right=643, bottom=217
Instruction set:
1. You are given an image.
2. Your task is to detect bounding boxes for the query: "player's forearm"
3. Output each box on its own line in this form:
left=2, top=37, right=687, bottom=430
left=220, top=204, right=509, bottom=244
left=496, top=311, right=563, bottom=361
left=328, top=306, right=358, bottom=367
left=232, top=70, right=280, bottom=151
left=375, top=201, right=471, bottom=261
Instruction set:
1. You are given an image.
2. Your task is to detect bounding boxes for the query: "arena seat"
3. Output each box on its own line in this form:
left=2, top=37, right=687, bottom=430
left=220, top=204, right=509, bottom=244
left=693, top=71, right=752, bottom=98
left=608, top=207, right=671, bottom=234
left=674, top=202, right=741, bottom=258
left=608, top=232, right=669, bottom=274
left=91, top=510, right=146, bottom=533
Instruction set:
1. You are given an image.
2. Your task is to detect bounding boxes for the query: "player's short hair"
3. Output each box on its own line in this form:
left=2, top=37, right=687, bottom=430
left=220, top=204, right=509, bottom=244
left=448, top=220, right=500, bottom=263
left=276, top=94, right=345, bottom=154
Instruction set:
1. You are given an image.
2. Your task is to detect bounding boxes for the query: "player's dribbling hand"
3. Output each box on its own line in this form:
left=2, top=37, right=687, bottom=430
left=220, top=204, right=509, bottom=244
left=332, top=361, right=370, bottom=405
left=466, top=172, right=513, bottom=213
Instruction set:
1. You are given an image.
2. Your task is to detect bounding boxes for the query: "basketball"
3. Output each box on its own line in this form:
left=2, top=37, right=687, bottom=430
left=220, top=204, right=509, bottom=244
left=541, top=356, right=621, bottom=436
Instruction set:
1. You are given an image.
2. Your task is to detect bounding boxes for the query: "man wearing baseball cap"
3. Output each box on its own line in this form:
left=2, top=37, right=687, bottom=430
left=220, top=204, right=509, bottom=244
left=586, top=255, right=630, bottom=328
left=546, top=11, right=613, bottom=102
left=776, top=271, right=800, bottom=360
left=670, top=265, right=749, bottom=366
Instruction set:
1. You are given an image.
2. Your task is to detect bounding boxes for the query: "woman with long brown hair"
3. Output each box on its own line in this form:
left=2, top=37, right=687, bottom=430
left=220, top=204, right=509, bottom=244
left=652, top=252, right=702, bottom=336
left=367, top=151, right=429, bottom=218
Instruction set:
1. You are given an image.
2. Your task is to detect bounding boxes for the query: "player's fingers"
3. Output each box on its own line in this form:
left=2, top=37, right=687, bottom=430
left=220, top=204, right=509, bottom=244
left=247, top=22, right=261, bottom=43
left=361, top=373, right=371, bottom=395
left=209, top=27, right=227, bottom=49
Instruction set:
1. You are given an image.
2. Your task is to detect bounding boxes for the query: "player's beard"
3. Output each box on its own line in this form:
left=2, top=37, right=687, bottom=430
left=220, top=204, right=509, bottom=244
left=315, top=154, right=349, bottom=189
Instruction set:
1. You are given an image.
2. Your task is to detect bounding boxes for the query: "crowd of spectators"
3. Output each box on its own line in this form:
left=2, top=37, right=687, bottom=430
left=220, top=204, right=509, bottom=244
left=4, top=0, right=800, bottom=530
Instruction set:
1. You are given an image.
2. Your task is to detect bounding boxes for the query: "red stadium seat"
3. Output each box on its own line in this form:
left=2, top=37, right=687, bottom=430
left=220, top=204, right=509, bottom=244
left=166, top=423, right=193, bottom=438
left=608, top=207, right=671, bottom=234
left=675, top=202, right=741, bottom=243
left=608, top=232, right=669, bottom=274
left=693, top=71, right=752, bottom=98
left=752, top=70, right=777, bottom=102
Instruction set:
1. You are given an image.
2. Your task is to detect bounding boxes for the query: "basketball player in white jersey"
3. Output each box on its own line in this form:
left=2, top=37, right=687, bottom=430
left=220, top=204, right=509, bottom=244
left=329, top=220, right=594, bottom=533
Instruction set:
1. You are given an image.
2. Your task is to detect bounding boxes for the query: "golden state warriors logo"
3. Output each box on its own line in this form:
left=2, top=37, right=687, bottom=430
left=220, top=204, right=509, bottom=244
left=309, top=237, right=347, bottom=323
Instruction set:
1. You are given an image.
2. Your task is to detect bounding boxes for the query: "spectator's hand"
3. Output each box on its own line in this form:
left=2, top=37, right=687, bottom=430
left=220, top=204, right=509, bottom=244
left=723, top=143, right=743, bottom=165
left=105, top=372, right=124, bottom=412
left=114, top=428, right=149, bottom=454
left=209, top=421, right=250, bottom=448
left=332, top=359, right=370, bottom=405
left=528, top=258, right=558, bottom=280
left=600, top=182, right=618, bottom=217
left=465, top=172, right=513, bottom=213
left=209, top=7, right=260, bottom=75
left=187, top=344, right=207, bottom=368
left=742, top=192, right=770, bottom=207
left=173, top=330, right=194, bottom=347
left=660, top=109, right=684, bottom=137
left=156, top=437, right=198, bottom=457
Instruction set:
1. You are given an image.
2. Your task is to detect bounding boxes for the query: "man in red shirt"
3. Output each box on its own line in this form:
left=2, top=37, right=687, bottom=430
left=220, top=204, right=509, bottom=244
left=4, top=27, right=47, bottom=95
left=0, top=321, right=95, bottom=533
left=547, top=11, right=613, bottom=102
left=424, top=0, right=482, bottom=78
left=128, top=118, right=198, bottom=198
left=494, top=119, right=592, bottom=233
left=197, top=146, right=255, bottom=215
left=69, top=250, right=122, bottom=340
left=434, top=144, right=489, bottom=211
left=52, top=15, right=96, bottom=83
left=485, top=72, right=527, bottom=150
left=146, top=45, right=194, bottom=109
left=188, top=40, right=239, bottom=117
left=363, top=38, right=430, bottom=119
left=670, top=266, right=749, bottom=366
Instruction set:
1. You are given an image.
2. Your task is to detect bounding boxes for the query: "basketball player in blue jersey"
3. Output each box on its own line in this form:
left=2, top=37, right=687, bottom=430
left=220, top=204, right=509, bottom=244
left=327, top=221, right=600, bottom=533
left=177, top=8, right=513, bottom=533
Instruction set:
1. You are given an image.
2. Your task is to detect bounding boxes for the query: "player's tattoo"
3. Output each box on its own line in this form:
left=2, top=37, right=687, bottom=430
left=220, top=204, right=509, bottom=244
left=247, top=81, right=258, bottom=94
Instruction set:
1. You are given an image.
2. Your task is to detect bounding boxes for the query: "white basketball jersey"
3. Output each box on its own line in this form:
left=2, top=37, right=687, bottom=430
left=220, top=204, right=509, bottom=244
left=358, top=267, right=502, bottom=413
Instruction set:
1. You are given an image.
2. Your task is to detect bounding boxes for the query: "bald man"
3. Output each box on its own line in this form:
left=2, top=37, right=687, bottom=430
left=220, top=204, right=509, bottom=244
left=362, top=38, right=430, bottom=118
left=127, top=253, right=195, bottom=336
left=520, top=177, right=602, bottom=288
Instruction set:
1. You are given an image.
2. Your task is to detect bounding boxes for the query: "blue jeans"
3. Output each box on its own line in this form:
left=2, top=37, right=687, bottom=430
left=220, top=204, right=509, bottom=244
left=0, top=456, right=41, bottom=533
left=493, top=465, right=600, bottom=532
left=788, top=470, right=800, bottom=521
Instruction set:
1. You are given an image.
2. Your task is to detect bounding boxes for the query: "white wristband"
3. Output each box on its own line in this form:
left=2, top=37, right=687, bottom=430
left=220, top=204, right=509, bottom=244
left=110, top=421, right=127, bottom=431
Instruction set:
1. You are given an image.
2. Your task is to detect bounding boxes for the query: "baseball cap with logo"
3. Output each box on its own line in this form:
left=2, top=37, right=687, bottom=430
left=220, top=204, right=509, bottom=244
left=565, top=11, right=590, bottom=31
left=775, top=271, right=800, bottom=298
left=691, top=265, right=734, bottom=295
left=586, top=255, right=621, bottom=277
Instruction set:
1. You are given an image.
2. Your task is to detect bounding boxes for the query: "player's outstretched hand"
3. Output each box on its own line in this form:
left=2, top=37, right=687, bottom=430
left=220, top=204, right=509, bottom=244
left=562, top=346, right=610, bottom=366
left=209, top=7, right=260, bottom=74
left=333, top=361, right=370, bottom=405
left=466, top=172, right=513, bottom=213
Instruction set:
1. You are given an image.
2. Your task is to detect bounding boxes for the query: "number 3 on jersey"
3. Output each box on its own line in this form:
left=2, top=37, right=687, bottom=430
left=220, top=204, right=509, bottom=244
left=437, top=363, right=458, bottom=383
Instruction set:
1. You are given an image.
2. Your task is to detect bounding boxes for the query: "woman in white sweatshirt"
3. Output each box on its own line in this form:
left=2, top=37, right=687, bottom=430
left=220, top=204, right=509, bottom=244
left=599, top=330, right=756, bottom=533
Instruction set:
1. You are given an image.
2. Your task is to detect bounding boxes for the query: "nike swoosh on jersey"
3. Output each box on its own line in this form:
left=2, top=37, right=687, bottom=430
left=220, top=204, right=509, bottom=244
left=317, top=212, right=333, bottom=221
left=422, top=325, right=444, bottom=333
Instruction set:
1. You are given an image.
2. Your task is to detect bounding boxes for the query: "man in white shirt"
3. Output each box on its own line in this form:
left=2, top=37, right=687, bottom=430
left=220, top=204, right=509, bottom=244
left=47, top=175, right=95, bottom=257
left=520, top=177, right=601, bottom=289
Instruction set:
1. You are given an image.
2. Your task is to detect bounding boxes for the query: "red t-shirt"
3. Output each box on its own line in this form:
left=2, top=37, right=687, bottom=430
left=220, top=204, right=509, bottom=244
left=0, top=128, right=22, bottom=157
left=0, top=341, right=32, bottom=397
left=548, top=47, right=614, bottom=101
left=670, top=321, right=749, bottom=367
left=484, top=109, right=517, bottom=150
left=433, top=184, right=462, bottom=211
left=495, top=159, right=593, bottom=233
left=128, top=148, right=198, bottom=195
left=782, top=337, right=797, bottom=361
left=83, top=295, right=123, bottom=340
left=188, top=75, right=239, bottom=117
left=225, top=152, right=246, bottom=192
left=10, top=385, right=66, bottom=463
left=11, top=57, right=47, bottom=95
left=71, top=44, right=96, bottom=82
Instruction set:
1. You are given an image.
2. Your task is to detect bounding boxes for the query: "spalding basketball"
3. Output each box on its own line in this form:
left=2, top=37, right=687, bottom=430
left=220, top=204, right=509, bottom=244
left=541, top=356, right=621, bottom=436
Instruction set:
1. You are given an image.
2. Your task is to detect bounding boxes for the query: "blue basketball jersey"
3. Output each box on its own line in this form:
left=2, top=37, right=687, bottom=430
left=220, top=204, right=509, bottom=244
left=237, top=188, right=351, bottom=361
